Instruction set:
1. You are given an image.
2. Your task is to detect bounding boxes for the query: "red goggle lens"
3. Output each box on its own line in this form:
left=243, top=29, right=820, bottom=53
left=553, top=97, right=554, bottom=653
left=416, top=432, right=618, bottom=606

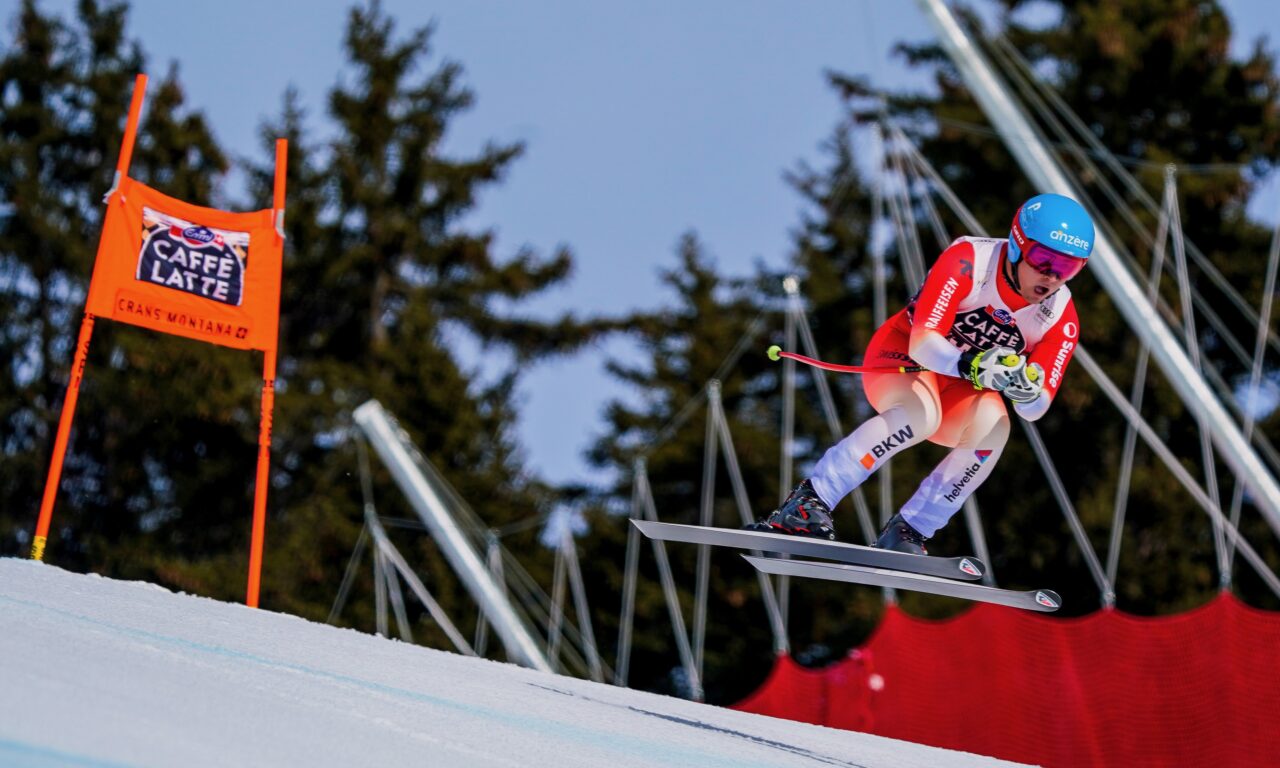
left=1022, top=243, right=1087, bottom=280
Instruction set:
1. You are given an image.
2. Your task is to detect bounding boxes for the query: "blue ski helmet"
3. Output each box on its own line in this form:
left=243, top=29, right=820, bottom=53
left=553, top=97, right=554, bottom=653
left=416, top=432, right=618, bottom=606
left=1008, top=193, right=1094, bottom=281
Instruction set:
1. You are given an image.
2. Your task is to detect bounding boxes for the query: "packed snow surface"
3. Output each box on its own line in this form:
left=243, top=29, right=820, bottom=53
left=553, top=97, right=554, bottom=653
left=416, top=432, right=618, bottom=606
left=0, top=558, right=1031, bottom=767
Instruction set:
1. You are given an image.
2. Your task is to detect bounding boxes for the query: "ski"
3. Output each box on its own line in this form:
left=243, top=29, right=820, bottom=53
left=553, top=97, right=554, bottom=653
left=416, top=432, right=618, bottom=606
left=630, top=519, right=985, bottom=582
left=742, top=554, right=1062, bottom=613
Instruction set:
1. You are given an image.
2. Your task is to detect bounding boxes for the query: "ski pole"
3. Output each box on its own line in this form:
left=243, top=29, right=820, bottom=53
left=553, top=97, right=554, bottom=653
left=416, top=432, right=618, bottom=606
left=766, top=345, right=926, bottom=374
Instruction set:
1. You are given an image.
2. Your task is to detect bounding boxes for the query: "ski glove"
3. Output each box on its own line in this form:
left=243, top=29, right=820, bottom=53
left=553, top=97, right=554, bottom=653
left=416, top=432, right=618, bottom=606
left=1003, top=362, right=1045, bottom=404
left=958, top=346, right=1025, bottom=392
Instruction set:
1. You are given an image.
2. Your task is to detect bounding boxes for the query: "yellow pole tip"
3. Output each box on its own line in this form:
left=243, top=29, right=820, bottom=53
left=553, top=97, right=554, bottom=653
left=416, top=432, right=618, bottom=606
left=767, top=345, right=782, bottom=361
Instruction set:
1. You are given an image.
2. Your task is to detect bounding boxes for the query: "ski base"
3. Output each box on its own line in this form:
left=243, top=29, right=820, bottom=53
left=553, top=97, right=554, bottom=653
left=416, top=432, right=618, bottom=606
left=743, top=555, right=1062, bottom=613
left=631, top=519, right=985, bottom=581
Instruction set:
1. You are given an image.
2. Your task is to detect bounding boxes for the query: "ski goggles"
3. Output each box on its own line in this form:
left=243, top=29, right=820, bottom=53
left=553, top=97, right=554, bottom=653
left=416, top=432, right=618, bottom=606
left=1021, top=243, right=1088, bottom=281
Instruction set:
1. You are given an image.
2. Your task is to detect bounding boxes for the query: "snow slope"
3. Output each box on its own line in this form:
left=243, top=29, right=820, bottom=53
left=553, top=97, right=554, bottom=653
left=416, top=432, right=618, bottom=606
left=0, top=558, right=1030, bottom=767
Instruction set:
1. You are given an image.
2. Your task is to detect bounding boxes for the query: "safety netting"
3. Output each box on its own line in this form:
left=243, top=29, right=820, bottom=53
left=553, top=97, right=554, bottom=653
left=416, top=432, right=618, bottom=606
left=732, top=594, right=1280, bottom=767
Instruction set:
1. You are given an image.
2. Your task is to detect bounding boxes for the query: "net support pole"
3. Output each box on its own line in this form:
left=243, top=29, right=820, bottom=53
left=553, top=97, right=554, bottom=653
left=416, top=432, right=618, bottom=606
left=561, top=526, right=604, bottom=682
left=693, top=386, right=719, bottom=676
left=353, top=399, right=552, bottom=672
left=369, top=511, right=476, bottom=655
left=711, top=384, right=790, bottom=655
left=614, top=463, right=645, bottom=687
left=374, top=546, right=389, bottom=638
left=778, top=278, right=800, bottom=630
left=1226, top=213, right=1280, bottom=577
left=634, top=462, right=704, bottom=700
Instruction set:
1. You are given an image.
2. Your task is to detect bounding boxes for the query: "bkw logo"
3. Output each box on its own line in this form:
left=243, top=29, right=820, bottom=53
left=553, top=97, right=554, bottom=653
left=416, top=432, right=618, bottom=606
left=860, top=426, right=915, bottom=469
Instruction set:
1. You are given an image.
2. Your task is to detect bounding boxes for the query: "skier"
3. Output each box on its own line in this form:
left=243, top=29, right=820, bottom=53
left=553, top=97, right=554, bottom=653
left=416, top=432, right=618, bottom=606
left=748, top=193, right=1091, bottom=555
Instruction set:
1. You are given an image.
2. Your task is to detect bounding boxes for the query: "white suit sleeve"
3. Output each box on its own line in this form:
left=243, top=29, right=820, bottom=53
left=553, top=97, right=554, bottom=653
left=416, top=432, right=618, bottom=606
left=908, top=331, right=964, bottom=377
left=906, top=241, right=976, bottom=377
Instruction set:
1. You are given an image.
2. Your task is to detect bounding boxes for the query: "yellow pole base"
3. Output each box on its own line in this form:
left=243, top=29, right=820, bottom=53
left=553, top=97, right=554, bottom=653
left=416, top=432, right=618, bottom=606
left=30, top=536, right=47, bottom=561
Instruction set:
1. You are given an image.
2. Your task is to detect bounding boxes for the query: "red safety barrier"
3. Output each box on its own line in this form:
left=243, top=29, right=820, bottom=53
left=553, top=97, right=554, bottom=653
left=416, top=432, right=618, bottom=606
left=733, top=593, right=1280, bottom=767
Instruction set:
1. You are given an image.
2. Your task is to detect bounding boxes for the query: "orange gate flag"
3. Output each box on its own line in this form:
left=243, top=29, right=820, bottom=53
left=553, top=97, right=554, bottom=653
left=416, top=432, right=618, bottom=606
left=32, top=73, right=287, bottom=609
left=84, top=177, right=283, bottom=352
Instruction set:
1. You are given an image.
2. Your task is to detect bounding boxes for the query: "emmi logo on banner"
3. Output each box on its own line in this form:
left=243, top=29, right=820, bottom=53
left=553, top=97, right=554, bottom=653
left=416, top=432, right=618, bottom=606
left=136, top=208, right=248, bottom=306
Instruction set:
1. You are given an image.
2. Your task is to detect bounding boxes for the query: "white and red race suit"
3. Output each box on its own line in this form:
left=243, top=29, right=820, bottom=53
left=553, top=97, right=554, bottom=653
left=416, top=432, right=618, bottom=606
left=891, top=235, right=1080, bottom=418
left=807, top=236, right=1080, bottom=537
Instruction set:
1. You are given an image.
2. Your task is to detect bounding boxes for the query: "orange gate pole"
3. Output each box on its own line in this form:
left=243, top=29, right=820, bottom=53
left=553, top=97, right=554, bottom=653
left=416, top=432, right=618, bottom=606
left=245, top=138, right=288, bottom=607
left=32, top=315, right=96, bottom=560
left=246, top=349, right=275, bottom=607
left=32, top=73, right=148, bottom=561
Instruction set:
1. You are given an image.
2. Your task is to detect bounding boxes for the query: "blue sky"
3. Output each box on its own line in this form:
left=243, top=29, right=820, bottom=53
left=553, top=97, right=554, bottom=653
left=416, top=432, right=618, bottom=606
left=26, top=0, right=1280, bottom=485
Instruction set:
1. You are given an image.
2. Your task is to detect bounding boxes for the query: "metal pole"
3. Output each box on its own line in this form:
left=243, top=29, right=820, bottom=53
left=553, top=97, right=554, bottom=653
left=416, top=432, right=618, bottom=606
left=547, top=540, right=567, bottom=670
left=780, top=278, right=801, bottom=630
left=383, top=548, right=415, bottom=642
left=1162, top=167, right=1229, bottom=581
left=368, top=515, right=477, bottom=655
left=694, top=387, right=719, bottom=675
left=615, top=468, right=644, bottom=686
left=1226, top=214, right=1280, bottom=576
left=711, top=387, right=790, bottom=654
left=374, top=546, right=388, bottom=638
left=636, top=465, right=704, bottom=701
left=328, top=524, right=369, bottom=625
left=353, top=400, right=552, bottom=672
left=562, top=526, right=605, bottom=683
left=1106, top=197, right=1171, bottom=593
left=781, top=277, right=798, bottom=501
left=473, top=533, right=502, bottom=655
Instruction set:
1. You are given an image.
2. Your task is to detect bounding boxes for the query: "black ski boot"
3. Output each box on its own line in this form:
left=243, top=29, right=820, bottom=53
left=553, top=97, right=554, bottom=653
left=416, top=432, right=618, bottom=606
left=745, top=479, right=836, bottom=540
left=874, top=513, right=929, bottom=555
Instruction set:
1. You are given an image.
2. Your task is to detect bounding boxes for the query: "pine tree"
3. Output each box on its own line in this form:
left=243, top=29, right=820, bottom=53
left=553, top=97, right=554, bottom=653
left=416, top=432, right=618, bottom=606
left=0, top=0, right=82, bottom=557
left=231, top=3, right=612, bottom=636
